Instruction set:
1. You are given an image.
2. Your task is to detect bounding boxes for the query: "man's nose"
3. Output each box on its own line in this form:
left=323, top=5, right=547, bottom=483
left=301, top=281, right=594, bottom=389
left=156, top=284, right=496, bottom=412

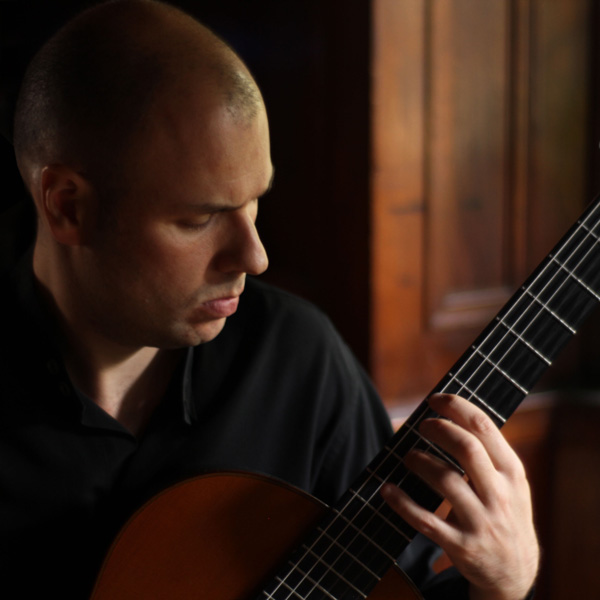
left=214, top=208, right=269, bottom=276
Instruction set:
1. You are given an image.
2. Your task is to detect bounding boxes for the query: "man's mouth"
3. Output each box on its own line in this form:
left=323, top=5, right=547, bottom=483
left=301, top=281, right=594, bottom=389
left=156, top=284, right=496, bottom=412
left=200, top=296, right=240, bottom=318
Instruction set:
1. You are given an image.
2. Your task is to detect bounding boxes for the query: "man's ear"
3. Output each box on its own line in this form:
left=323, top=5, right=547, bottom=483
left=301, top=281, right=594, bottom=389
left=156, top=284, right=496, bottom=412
left=39, top=165, right=95, bottom=246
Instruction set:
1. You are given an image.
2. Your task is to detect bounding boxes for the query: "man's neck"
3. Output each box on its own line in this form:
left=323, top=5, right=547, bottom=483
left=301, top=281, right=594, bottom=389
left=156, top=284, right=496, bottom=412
left=65, top=344, right=183, bottom=437
left=33, top=244, right=184, bottom=436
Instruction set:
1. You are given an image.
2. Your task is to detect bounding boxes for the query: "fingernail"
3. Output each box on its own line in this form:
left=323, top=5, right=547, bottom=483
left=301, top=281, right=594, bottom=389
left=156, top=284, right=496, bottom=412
left=428, top=393, right=449, bottom=404
left=380, top=483, right=395, bottom=499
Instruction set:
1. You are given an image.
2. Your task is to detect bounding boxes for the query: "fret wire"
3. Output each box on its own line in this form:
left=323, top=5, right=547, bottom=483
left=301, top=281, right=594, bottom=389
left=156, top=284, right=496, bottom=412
left=441, top=302, right=541, bottom=420
left=328, top=506, right=405, bottom=558
left=550, top=255, right=600, bottom=302
left=306, top=509, right=396, bottom=582
left=385, top=425, right=465, bottom=474
left=508, top=218, right=600, bottom=359
left=332, top=485, right=405, bottom=550
left=367, top=454, right=446, bottom=506
left=366, top=466, right=391, bottom=487
left=440, top=210, right=600, bottom=420
left=472, top=348, right=528, bottom=394
left=283, top=470, right=403, bottom=595
left=440, top=337, right=527, bottom=422
left=435, top=297, right=536, bottom=423
left=580, top=220, right=600, bottom=245
left=348, top=474, right=443, bottom=550
left=266, top=566, right=340, bottom=600
left=505, top=208, right=600, bottom=336
left=270, top=495, right=394, bottom=600
left=286, top=558, right=366, bottom=599
left=343, top=489, right=411, bottom=542
left=324, top=461, right=434, bottom=571
left=444, top=372, right=509, bottom=424
left=494, top=316, right=552, bottom=365
left=335, top=424, right=425, bottom=514
left=357, top=420, right=453, bottom=524
left=300, top=536, right=382, bottom=581
left=352, top=417, right=449, bottom=531
left=523, top=288, right=576, bottom=333
left=367, top=454, right=444, bottom=518
left=358, top=408, right=448, bottom=518
left=446, top=271, right=579, bottom=413
left=278, top=571, right=340, bottom=600
left=268, top=578, right=305, bottom=600
left=324, top=490, right=416, bottom=571
left=383, top=405, right=434, bottom=461
left=311, top=517, right=396, bottom=595
left=317, top=524, right=397, bottom=563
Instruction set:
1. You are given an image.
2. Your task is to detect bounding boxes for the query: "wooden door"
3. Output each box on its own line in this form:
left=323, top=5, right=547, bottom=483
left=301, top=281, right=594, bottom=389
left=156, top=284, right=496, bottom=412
left=370, top=0, right=593, bottom=409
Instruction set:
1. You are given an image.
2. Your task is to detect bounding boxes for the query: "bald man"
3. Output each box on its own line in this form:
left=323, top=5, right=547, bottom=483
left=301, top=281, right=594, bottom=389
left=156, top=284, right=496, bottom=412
left=3, top=1, right=538, bottom=598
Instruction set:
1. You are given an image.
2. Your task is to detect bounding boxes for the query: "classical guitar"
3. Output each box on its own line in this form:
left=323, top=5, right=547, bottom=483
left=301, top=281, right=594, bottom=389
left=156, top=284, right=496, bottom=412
left=91, top=194, right=600, bottom=599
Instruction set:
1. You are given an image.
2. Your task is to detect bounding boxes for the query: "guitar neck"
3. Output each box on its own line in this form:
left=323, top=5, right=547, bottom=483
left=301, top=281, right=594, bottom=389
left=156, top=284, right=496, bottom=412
left=260, top=195, right=600, bottom=600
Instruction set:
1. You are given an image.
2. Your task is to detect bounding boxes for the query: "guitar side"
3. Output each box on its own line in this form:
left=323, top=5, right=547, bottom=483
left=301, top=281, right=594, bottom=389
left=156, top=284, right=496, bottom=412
left=91, top=472, right=422, bottom=599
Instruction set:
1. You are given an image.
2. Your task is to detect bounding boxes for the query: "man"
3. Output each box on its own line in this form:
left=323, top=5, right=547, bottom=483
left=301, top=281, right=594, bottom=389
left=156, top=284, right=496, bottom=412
left=3, top=0, right=538, bottom=598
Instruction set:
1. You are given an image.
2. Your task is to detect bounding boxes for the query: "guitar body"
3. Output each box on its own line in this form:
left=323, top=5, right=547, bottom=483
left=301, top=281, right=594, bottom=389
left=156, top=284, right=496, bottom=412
left=91, top=472, right=422, bottom=599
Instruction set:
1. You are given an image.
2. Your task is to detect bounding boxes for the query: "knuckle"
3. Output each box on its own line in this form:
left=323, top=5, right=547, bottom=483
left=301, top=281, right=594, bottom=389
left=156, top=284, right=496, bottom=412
left=458, top=434, right=481, bottom=459
left=432, top=468, right=462, bottom=497
left=415, top=510, right=438, bottom=537
left=509, top=458, right=528, bottom=482
left=501, top=448, right=528, bottom=482
left=492, top=482, right=512, bottom=509
left=468, top=410, right=495, bottom=436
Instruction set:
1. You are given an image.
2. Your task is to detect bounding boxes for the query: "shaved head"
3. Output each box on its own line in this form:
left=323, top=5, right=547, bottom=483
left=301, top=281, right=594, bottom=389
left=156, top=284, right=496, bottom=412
left=13, top=0, right=263, bottom=192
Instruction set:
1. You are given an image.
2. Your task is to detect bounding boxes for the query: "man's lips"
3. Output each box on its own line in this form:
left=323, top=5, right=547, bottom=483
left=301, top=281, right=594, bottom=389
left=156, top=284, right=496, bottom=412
left=200, top=296, right=240, bottom=318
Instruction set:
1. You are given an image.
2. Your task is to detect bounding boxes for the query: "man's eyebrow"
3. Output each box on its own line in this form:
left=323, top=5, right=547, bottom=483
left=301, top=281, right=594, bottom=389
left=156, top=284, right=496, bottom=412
left=175, top=168, right=276, bottom=214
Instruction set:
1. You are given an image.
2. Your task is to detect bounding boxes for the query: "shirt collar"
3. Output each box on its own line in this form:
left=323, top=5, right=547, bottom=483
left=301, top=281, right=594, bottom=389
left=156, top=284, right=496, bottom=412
left=181, top=346, right=198, bottom=425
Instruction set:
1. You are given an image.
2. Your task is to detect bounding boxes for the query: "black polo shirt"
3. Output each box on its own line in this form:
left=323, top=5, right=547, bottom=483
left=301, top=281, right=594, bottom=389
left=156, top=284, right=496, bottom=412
left=0, top=252, right=468, bottom=599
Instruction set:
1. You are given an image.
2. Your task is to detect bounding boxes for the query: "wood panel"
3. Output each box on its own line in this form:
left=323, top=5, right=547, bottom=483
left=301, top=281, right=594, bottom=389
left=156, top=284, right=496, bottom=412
left=371, top=0, right=428, bottom=401
left=371, top=0, right=593, bottom=406
left=427, top=0, right=511, bottom=331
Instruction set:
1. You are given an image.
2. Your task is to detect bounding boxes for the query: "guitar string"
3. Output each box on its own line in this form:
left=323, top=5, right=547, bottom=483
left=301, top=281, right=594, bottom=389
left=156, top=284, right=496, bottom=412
left=264, top=198, right=600, bottom=600
left=437, top=201, right=600, bottom=416
left=330, top=201, right=600, bottom=593
left=294, top=205, right=600, bottom=600
left=376, top=197, right=600, bottom=506
left=265, top=200, right=600, bottom=600
left=381, top=199, right=600, bottom=488
left=325, top=199, right=600, bottom=586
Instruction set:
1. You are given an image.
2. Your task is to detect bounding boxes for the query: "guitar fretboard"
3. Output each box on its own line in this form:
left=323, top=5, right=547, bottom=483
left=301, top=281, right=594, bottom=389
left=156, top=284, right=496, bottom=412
left=259, top=195, right=600, bottom=600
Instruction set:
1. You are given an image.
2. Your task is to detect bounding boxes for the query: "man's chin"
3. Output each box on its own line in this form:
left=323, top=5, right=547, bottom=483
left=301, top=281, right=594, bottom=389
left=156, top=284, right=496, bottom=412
left=185, top=317, right=228, bottom=346
left=150, top=317, right=229, bottom=350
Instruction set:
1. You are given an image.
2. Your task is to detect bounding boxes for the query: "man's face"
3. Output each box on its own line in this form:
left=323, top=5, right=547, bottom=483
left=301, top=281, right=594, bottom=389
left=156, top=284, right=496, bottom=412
left=79, top=89, right=272, bottom=351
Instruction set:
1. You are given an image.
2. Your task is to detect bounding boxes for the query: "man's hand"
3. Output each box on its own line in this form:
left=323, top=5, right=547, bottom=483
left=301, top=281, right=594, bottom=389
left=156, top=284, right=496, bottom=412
left=381, top=393, right=539, bottom=600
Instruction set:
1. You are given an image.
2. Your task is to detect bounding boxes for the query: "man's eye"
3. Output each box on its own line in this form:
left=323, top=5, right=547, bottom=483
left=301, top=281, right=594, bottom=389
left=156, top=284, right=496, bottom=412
left=178, top=215, right=212, bottom=230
